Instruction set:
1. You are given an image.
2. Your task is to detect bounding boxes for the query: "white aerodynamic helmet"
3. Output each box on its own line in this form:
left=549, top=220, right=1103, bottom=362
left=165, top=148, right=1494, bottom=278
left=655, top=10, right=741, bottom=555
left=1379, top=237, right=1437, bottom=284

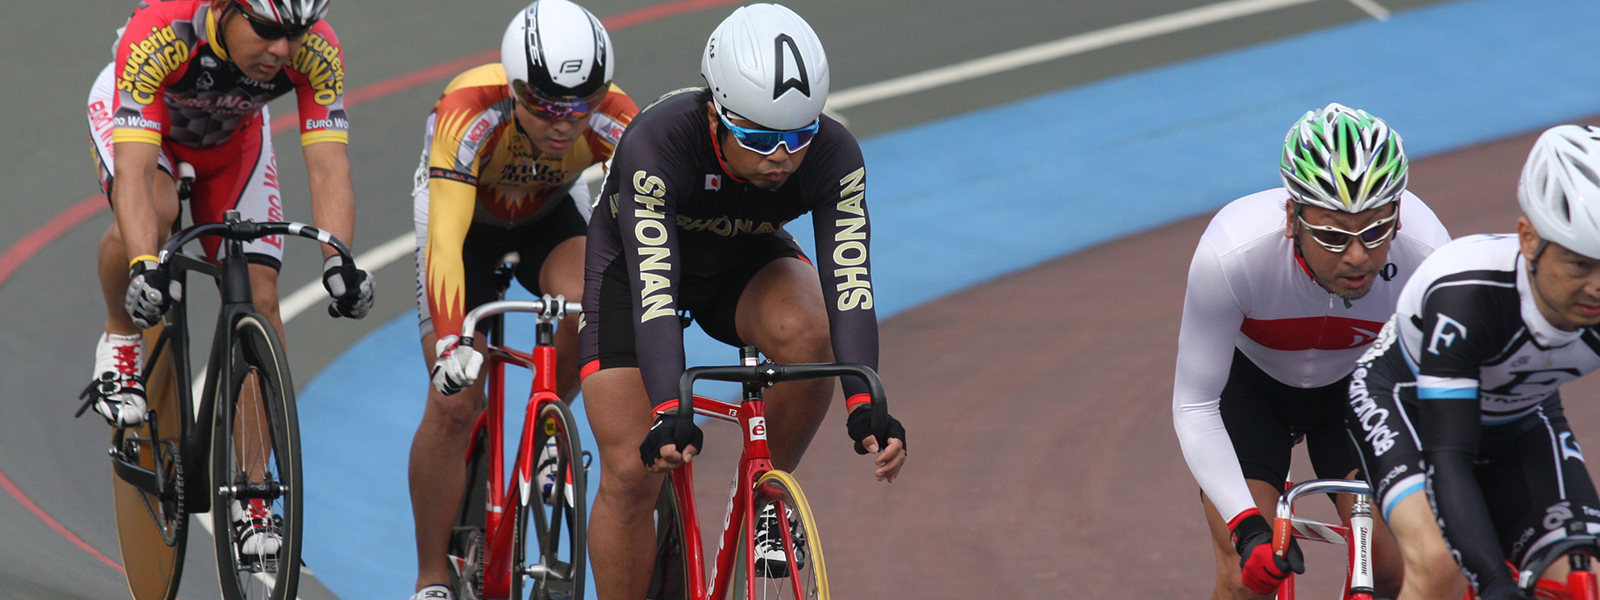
left=701, top=3, right=830, bottom=130
left=235, top=0, right=328, bottom=28
left=501, top=0, right=614, bottom=102
left=1519, top=124, right=1600, bottom=260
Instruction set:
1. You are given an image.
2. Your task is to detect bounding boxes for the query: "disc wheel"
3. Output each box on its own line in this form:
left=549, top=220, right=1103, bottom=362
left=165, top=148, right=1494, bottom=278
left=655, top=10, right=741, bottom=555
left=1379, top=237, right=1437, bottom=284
left=112, top=322, right=189, bottom=600
left=735, top=470, right=829, bottom=600
left=512, top=401, right=587, bottom=600
left=647, top=475, right=693, bottom=600
left=211, top=314, right=301, bottom=600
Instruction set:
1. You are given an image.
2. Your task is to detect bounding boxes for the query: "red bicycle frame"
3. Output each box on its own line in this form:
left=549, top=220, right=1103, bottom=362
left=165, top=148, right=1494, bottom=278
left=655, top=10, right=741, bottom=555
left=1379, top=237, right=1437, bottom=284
left=1273, top=479, right=1377, bottom=600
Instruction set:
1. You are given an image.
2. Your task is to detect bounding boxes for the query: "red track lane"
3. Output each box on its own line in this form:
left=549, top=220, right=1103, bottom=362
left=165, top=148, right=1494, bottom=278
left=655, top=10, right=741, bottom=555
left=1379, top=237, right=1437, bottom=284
left=0, top=0, right=745, bottom=582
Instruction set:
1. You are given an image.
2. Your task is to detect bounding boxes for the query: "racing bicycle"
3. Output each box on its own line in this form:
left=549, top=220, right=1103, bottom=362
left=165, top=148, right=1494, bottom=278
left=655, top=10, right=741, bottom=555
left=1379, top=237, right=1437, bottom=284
left=1271, top=478, right=1378, bottom=600
left=90, top=200, right=361, bottom=600
left=647, top=347, right=893, bottom=600
left=446, top=271, right=587, bottom=600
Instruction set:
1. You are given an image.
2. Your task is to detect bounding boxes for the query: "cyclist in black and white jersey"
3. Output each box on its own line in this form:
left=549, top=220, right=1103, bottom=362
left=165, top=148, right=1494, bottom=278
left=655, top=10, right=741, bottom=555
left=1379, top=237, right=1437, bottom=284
left=1348, top=125, right=1600, bottom=600
left=1173, top=104, right=1454, bottom=599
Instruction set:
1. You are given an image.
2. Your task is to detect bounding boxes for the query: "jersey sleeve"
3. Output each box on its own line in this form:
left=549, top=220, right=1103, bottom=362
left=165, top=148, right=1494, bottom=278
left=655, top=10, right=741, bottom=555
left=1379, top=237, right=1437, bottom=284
left=614, top=149, right=691, bottom=407
left=420, top=93, right=501, bottom=341
left=1172, top=236, right=1256, bottom=524
left=584, top=85, right=639, bottom=164
left=806, top=137, right=879, bottom=410
left=286, top=21, right=348, bottom=146
left=1412, top=282, right=1518, bottom=599
left=110, top=8, right=191, bottom=146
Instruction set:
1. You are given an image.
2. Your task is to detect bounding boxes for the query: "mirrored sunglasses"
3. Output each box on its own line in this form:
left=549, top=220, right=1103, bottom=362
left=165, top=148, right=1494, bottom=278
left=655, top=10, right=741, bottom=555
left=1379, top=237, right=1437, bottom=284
left=716, top=111, right=819, bottom=155
left=1297, top=212, right=1398, bottom=252
left=236, top=7, right=313, bottom=41
left=511, top=80, right=598, bottom=121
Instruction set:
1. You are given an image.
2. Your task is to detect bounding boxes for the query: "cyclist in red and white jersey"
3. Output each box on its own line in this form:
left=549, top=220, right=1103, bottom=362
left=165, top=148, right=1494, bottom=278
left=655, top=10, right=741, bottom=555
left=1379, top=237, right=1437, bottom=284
left=1172, top=104, right=1453, bottom=599
left=82, top=0, right=372, bottom=563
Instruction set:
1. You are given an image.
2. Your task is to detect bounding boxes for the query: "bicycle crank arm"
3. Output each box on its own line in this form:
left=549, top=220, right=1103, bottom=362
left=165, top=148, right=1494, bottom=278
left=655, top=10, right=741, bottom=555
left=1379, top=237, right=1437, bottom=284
left=217, top=480, right=286, bottom=500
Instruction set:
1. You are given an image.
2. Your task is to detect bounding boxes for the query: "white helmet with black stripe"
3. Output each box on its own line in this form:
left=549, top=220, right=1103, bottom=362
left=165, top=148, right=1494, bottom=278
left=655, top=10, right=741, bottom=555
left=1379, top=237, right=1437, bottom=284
left=235, top=0, right=328, bottom=27
left=701, top=3, right=830, bottom=131
left=501, top=0, right=614, bottom=101
left=1519, top=124, right=1600, bottom=260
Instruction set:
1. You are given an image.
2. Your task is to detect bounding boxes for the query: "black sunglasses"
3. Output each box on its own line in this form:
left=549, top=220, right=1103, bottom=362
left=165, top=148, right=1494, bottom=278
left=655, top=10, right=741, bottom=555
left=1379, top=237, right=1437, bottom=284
left=235, top=5, right=313, bottom=41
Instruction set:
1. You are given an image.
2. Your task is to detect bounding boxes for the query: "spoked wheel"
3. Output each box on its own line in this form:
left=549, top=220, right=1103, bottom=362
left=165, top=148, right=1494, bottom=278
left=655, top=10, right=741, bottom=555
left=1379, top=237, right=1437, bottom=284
left=512, top=401, right=587, bottom=600
left=450, top=424, right=489, bottom=600
left=112, top=322, right=189, bottom=600
left=211, top=315, right=302, bottom=600
left=647, top=475, right=692, bottom=600
left=734, top=471, right=829, bottom=600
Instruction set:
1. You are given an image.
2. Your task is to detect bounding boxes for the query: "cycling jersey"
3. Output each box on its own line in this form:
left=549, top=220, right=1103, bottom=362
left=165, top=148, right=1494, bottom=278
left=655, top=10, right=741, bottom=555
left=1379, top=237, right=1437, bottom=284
left=580, top=88, right=879, bottom=407
left=1349, top=234, right=1600, bottom=599
left=413, top=64, right=637, bottom=341
left=107, top=0, right=347, bottom=149
left=1173, top=188, right=1451, bottom=524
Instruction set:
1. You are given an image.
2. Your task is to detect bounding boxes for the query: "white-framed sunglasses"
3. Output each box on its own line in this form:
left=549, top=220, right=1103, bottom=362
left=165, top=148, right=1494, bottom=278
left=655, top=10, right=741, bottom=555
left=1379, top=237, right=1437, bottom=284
left=1295, top=210, right=1399, bottom=252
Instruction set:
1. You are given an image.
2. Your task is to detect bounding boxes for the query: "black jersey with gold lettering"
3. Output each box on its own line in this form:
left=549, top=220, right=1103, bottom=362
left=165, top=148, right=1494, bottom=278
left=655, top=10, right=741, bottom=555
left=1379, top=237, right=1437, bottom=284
left=582, top=88, right=878, bottom=406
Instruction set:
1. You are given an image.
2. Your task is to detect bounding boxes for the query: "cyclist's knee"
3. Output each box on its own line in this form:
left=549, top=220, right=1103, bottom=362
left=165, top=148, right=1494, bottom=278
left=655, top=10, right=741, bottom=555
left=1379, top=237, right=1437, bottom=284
left=424, top=387, right=483, bottom=431
left=750, top=312, right=831, bottom=363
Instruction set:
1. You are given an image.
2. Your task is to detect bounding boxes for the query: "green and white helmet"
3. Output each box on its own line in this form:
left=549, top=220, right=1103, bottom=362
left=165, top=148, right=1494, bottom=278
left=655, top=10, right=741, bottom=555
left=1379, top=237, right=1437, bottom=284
left=1279, top=103, right=1409, bottom=213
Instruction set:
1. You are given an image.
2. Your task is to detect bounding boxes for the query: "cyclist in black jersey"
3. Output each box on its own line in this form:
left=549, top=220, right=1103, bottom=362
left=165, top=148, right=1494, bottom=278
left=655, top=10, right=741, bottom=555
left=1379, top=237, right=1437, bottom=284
left=578, top=5, right=905, bottom=599
left=1348, top=124, right=1600, bottom=600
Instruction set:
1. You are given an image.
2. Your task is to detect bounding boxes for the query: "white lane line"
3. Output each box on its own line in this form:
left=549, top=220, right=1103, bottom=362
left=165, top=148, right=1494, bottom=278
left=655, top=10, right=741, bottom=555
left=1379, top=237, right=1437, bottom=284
left=1347, top=0, right=1390, bottom=21
left=827, top=0, right=1322, bottom=110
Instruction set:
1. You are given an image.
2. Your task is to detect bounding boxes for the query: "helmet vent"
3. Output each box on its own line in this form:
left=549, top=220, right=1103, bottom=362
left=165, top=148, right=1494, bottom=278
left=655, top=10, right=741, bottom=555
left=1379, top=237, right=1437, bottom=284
left=1574, top=159, right=1600, bottom=188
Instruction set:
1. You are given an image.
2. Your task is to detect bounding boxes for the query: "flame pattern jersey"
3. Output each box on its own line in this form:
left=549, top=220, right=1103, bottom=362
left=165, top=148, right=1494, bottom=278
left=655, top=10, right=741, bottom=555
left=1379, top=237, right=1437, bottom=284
left=108, top=0, right=348, bottom=149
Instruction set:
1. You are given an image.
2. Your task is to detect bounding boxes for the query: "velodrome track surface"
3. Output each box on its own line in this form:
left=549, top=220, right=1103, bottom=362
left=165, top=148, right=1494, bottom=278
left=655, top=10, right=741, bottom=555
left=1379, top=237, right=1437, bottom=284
left=6, top=0, right=1599, bottom=598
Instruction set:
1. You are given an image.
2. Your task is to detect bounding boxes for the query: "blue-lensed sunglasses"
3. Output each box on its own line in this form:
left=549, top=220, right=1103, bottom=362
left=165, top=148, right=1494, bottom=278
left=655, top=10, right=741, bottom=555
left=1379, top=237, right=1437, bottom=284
left=716, top=111, right=820, bottom=155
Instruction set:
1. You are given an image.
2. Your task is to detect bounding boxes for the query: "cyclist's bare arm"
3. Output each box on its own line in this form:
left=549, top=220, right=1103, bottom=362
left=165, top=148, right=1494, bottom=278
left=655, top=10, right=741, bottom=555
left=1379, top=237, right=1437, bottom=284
left=111, top=141, right=174, bottom=261
left=304, top=141, right=356, bottom=259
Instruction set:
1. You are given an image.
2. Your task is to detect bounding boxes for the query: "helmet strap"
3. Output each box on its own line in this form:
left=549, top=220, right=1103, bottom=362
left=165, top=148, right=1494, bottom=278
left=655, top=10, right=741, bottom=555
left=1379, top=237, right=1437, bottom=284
left=213, top=1, right=238, bottom=63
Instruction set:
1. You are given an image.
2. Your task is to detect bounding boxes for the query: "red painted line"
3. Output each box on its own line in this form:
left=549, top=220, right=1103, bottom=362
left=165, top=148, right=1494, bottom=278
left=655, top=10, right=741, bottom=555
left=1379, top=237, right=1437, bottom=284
left=0, top=465, right=125, bottom=573
left=0, top=0, right=744, bottom=581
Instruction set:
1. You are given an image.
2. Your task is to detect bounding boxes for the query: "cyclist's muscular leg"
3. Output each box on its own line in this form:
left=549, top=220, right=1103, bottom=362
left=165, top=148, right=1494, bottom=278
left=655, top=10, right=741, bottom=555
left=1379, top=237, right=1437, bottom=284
left=1384, top=493, right=1467, bottom=600
left=584, top=367, right=666, bottom=600
left=733, top=257, right=834, bottom=472
left=99, top=172, right=180, bottom=334
left=1202, top=479, right=1286, bottom=600
left=408, top=332, right=490, bottom=591
left=538, top=236, right=586, bottom=401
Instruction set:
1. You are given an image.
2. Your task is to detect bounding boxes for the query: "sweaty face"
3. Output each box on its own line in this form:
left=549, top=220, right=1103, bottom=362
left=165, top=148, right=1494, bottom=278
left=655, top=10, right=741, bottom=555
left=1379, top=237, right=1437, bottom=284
left=1519, top=218, right=1600, bottom=330
left=1288, top=201, right=1398, bottom=300
left=707, top=103, right=809, bottom=191
left=514, top=100, right=596, bottom=158
left=222, top=3, right=306, bottom=82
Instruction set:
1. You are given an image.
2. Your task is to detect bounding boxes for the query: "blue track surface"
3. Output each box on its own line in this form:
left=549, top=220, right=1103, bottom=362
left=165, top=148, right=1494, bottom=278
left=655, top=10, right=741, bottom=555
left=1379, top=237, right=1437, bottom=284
left=298, top=0, right=1600, bottom=597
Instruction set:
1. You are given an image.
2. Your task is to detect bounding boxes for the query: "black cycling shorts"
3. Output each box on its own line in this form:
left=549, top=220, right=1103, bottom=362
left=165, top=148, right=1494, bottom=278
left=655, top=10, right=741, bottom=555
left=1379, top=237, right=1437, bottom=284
left=1221, top=349, right=1364, bottom=493
left=581, top=233, right=804, bottom=371
left=416, top=195, right=587, bottom=337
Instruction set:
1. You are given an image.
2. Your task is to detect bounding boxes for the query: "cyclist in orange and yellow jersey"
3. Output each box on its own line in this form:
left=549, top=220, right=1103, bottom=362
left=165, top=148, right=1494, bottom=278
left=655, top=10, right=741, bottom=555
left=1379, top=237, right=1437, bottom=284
left=404, top=2, right=637, bottom=598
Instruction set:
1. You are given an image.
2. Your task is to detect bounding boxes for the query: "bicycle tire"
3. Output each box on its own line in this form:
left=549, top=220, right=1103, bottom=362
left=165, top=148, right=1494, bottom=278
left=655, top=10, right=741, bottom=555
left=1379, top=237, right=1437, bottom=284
left=647, top=475, right=693, bottom=600
left=112, top=322, right=189, bottom=600
left=734, top=470, right=829, bottom=600
left=451, top=425, right=490, bottom=600
left=512, top=400, right=587, bottom=600
left=210, top=314, right=302, bottom=600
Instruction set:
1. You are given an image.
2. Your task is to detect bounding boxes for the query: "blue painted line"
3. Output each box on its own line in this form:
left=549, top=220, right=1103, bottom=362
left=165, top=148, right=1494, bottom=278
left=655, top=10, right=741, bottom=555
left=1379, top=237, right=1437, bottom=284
left=299, top=1, right=1600, bottom=597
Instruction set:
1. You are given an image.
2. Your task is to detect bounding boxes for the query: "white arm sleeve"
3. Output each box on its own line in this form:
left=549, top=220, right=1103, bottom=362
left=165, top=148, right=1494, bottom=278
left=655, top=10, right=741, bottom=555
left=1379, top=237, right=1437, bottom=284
left=1173, top=238, right=1257, bottom=524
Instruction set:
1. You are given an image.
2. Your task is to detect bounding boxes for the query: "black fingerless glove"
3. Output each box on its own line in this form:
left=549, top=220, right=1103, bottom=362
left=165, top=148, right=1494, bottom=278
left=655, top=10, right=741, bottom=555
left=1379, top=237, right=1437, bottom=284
left=846, top=407, right=906, bottom=455
left=640, top=413, right=703, bottom=468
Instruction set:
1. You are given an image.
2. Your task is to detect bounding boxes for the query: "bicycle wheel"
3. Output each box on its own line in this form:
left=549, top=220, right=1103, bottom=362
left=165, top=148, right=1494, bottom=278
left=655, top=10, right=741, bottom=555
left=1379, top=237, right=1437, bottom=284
left=450, top=424, right=490, bottom=600
left=647, top=475, right=693, bottom=600
left=734, top=470, right=829, bottom=600
left=112, top=322, right=188, bottom=600
left=512, top=400, right=587, bottom=600
left=211, top=314, right=302, bottom=600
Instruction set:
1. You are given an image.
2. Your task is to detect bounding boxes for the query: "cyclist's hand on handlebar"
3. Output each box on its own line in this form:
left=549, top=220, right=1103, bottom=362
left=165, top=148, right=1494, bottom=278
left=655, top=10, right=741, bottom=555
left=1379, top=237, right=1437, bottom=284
left=1231, top=509, right=1303, bottom=594
left=430, top=335, right=482, bottom=396
left=640, top=413, right=701, bottom=472
left=847, top=406, right=907, bottom=483
left=125, top=259, right=182, bottom=329
left=321, top=255, right=375, bottom=319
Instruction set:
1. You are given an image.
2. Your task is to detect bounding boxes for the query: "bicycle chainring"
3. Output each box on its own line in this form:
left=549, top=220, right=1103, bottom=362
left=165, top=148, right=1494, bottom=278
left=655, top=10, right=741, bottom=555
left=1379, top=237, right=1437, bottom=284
left=449, top=529, right=485, bottom=600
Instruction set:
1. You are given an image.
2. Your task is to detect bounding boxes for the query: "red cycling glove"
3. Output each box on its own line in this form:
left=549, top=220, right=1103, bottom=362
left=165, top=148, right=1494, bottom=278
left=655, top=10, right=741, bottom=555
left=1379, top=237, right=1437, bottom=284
left=1230, top=508, right=1303, bottom=594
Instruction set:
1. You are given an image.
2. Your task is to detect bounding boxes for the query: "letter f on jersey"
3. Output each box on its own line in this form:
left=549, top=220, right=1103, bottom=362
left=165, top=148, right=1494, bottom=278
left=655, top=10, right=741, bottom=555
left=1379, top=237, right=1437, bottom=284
left=1428, top=314, right=1469, bottom=355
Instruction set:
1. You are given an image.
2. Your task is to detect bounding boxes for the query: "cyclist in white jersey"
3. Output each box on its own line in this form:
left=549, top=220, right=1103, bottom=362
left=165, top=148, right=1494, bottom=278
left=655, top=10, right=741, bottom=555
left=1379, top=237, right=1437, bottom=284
left=1347, top=125, right=1600, bottom=600
left=1173, top=103, right=1454, bottom=599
